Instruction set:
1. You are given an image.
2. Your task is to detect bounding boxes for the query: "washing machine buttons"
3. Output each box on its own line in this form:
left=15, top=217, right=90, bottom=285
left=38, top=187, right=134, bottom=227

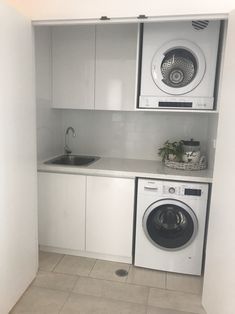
left=169, top=187, right=176, bottom=194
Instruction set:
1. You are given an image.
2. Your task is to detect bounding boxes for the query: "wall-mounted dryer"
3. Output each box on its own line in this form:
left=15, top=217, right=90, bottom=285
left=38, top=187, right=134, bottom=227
left=139, top=20, right=221, bottom=110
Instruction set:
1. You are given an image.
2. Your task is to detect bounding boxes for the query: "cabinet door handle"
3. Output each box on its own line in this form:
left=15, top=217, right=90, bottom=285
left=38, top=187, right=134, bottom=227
left=100, top=16, right=110, bottom=20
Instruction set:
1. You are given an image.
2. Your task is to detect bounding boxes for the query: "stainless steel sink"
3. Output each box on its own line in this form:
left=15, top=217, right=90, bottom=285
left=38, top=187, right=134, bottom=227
left=45, top=155, right=100, bottom=166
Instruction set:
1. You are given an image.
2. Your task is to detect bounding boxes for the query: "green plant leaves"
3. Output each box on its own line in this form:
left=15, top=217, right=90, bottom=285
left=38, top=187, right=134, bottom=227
left=158, top=140, right=184, bottom=161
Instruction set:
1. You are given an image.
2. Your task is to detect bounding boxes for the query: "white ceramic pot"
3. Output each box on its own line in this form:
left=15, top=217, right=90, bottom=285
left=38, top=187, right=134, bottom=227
left=168, top=153, right=177, bottom=161
left=182, top=151, right=201, bottom=163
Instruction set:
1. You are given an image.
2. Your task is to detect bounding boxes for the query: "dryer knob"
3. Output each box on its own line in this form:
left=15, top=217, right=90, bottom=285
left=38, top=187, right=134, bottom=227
left=169, top=187, right=176, bottom=194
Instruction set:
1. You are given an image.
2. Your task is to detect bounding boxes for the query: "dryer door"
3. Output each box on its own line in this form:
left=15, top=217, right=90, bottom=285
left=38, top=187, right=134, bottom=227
left=142, top=199, right=198, bottom=251
left=151, top=40, right=206, bottom=95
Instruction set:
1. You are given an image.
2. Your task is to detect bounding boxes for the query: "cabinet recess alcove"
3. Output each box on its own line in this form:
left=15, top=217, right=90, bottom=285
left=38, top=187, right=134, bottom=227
left=35, top=17, right=226, bottom=265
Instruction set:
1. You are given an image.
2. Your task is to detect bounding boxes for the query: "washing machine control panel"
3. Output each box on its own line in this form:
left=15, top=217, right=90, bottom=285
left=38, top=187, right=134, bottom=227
left=168, top=187, right=176, bottom=194
left=163, top=185, right=180, bottom=195
left=184, top=188, right=202, bottom=196
left=138, top=179, right=206, bottom=199
left=163, top=185, right=202, bottom=197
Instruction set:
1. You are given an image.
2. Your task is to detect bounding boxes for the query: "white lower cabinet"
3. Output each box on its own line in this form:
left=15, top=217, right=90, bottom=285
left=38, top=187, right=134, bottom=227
left=38, top=172, right=135, bottom=261
left=86, top=176, right=135, bottom=259
left=38, top=172, right=86, bottom=251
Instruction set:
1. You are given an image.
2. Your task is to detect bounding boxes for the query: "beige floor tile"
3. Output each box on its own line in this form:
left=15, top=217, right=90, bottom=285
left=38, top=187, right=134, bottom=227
left=166, top=273, right=203, bottom=295
left=127, top=266, right=166, bottom=288
left=147, top=306, right=198, bottom=314
left=39, top=251, right=64, bottom=271
left=10, top=286, right=69, bottom=314
left=73, top=276, right=149, bottom=304
left=54, top=255, right=96, bottom=276
left=33, top=271, right=78, bottom=292
left=89, top=259, right=130, bottom=282
left=60, top=293, right=147, bottom=314
left=148, top=287, right=205, bottom=314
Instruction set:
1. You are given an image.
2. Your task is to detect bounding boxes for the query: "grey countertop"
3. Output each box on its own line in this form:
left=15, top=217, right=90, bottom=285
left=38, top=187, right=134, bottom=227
left=38, top=156, right=213, bottom=183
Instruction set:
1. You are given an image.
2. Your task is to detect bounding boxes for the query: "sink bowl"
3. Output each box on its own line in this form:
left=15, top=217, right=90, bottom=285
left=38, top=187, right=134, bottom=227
left=45, top=155, right=100, bottom=166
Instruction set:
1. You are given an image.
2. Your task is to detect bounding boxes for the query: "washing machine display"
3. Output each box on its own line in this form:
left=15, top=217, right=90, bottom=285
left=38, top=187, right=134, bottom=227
left=135, top=179, right=209, bottom=275
left=143, top=199, right=198, bottom=250
left=139, top=20, right=221, bottom=110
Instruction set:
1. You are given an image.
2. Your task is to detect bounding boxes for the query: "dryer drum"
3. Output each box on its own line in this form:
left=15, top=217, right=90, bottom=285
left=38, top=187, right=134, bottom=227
left=161, top=48, right=197, bottom=88
left=151, top=39, right=206, bottom=96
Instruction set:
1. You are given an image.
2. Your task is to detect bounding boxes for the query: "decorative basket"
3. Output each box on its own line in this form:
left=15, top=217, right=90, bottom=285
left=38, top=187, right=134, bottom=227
left=164, top=158, right=207, bottom=171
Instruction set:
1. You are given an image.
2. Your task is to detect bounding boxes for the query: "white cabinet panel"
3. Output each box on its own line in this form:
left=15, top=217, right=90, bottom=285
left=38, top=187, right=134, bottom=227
left=202, top=11, right=235, bottom=314
left=86, top=176, right=134, bottom=258
left=52, top=25, right=95, bottom=109
left=0, top=2, right=37, bottom=313
left=9, top=1, right=230, bottom=22
left=38, top=172, right=86, bottom=250
left=95, top=24, right=138, bottom=110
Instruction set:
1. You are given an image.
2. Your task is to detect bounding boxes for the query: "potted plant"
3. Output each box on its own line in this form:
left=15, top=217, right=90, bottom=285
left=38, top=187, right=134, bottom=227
left=158, top=140, right=184, bottom=162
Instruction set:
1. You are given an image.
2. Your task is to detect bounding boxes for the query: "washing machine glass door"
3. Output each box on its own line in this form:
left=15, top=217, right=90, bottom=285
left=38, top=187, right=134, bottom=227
left=142, top=199, right=198, bottom=250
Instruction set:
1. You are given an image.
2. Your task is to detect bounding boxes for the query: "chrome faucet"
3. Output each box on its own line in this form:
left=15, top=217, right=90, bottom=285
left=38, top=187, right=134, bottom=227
left=64, top=126, right=76, bottom=155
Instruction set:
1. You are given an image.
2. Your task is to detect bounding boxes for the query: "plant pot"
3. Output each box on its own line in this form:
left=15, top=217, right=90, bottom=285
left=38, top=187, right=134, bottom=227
left=168, top=153, right=177, bottom=161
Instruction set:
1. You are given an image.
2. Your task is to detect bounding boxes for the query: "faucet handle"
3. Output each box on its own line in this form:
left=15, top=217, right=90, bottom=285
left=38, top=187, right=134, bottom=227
left=64, top=145, right=72, bottom=155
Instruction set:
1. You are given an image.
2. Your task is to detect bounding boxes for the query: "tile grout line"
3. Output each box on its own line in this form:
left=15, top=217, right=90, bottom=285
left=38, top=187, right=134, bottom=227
left=165, top=271, right=167, bottom=290
left=58, top=291, right=151, bottom=309
left=87, top=258, right=97, bottom=276
left=51, top=253, right=66, bottom=272
left=124, top=263, right=131, bottom=283
left=145, top=303, right=148, bottom=314
left=73, top=274, right=153, bottom=294
left=146, top=284, right=151, bottom=308
left=58, top=290, right=72, bottom=314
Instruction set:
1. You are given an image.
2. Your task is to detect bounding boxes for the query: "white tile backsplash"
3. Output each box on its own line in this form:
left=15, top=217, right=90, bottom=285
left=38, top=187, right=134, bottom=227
left=36, top=99, right=63, bottom=160
left=61, top=110, right=211, bottom=161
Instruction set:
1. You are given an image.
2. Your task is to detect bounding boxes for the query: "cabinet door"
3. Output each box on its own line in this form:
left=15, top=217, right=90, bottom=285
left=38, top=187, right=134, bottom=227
left=95, top=24, right=138, bottom=110
left=0, top=2, right=37, bottom=313
left=86, top=176, right=134, bottom=258
left=52, top=25, right=95, bottom=109
left=38, top=172, right=86, bottom=250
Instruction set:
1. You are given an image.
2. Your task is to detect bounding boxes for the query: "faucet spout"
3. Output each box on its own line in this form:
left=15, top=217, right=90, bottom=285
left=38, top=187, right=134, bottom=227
left=64, top=126, right=76, bottom=155
left=66, top=127, right=76, bottom=137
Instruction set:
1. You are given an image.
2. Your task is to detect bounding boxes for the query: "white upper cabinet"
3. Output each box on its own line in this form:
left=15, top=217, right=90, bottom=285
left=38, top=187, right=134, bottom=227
left=95, top=24, right=138, bottom=111
left=50, top=24, right=138, bottom=110
left=52, top=25, right=95, bottom=109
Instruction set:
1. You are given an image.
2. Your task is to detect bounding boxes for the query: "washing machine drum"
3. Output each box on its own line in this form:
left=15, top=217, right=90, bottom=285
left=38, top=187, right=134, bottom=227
left=152, top=40, right=206, bottom=95
left=142, top=199, right=198, bottom=250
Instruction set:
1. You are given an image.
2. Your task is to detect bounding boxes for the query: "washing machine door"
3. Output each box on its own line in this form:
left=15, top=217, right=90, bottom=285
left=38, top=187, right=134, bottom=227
left=151, top=40, right=206, bottom=95
left=142, top=199, right=198, bottom=251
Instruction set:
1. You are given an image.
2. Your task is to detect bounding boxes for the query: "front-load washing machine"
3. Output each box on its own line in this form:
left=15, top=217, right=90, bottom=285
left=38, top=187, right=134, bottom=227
left=134, top=179, right=209, bottom=275
left=139, top=20, right=221, bottom=110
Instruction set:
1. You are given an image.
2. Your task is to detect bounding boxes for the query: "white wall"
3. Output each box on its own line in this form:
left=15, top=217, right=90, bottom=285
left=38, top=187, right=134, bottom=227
left=35, top=26, right=63, bottom=160
left=202, top=10, right=235, bottom=314
left=61, top=110, right=212, bottom=162
left=6, top=0, right=235, bottom=20
left=0, top=1, right=38, bottom=313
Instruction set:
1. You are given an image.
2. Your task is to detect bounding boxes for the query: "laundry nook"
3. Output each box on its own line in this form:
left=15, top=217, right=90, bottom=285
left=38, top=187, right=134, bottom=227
left=1, top=1, right=235, bottom=314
